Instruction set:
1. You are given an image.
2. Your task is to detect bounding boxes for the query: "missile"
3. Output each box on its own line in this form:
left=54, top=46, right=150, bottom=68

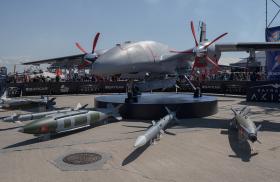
left=3, top=109, right=72, bottom=122
left=2, top=103, right=88, bottom=122
left=231, top=106, right=261, bottom=143
left=19, top=105, right=121, bottom=135
left=134, top=107, right=177, bottom=148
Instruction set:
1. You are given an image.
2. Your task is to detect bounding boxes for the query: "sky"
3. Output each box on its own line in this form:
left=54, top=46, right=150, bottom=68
left=0, top=0, right=280, bottom=72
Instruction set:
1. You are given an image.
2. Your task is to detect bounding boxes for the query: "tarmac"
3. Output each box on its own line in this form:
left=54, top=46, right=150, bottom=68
left=0, top=93, right=280, bottom=182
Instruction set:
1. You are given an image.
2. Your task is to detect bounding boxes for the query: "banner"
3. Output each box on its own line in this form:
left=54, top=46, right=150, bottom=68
left=247, top=83, right=280, bottom=102
left=266, top=26, right=280, bottom=80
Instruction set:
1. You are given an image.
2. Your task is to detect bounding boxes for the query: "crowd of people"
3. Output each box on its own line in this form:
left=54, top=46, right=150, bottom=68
left=6, top=69, right=268, bottom=84
left=6, top=71, right=120, bottom=83
left=205, top=71, right=266, bottom=81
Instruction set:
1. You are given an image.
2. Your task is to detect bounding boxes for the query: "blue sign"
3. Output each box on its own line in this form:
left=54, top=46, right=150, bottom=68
left=266, top=26, right=280, bottom=80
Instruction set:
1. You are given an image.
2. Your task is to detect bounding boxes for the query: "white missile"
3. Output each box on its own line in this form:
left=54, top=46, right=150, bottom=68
left=134, top=107, right=177, bottom=148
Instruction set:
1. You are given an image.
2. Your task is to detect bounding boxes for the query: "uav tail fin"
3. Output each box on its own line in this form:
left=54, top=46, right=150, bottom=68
left=199, top=21, right=207, bottom=43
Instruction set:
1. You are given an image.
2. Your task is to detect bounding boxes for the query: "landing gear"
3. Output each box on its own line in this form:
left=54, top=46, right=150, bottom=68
left=125, top=80, right=141, bottom=103
left=183, top=75, right=202, bottom=98
left=193, top=87, right=202, bottom=98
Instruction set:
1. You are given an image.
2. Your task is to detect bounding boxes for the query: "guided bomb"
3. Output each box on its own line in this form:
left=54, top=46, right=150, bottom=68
left=19, top=105, right=121, bottom=135
left=231, top=106, right=261, bottom=143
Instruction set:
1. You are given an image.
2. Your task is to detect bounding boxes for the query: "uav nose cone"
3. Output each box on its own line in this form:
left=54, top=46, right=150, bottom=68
left=134, top=135, right=147, bottom=148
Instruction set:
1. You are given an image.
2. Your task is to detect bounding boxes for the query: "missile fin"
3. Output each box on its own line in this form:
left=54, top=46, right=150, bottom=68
left=231, top=107, right=237, bottom=115
left=164, top=130, right=176, bottom=136
left=174, top=116, right=179, bottom=122
left=240, top=124, right=251, bottom=134
left=1, top=90, right=7, bottom=100
left=256, top=124, right=262, bottom=131
left=165, top=107, right=172, bottom=114
left=15, top=120, right=23, bottom=125
left=75, top=103, right=82, bottom=110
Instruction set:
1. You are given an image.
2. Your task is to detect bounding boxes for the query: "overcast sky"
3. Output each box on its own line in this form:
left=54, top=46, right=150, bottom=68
left=0, top=0, right=280, bottom=72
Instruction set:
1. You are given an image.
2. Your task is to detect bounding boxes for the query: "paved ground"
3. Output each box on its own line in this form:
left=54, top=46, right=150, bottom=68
left=0, top=94, right=280, bottom=182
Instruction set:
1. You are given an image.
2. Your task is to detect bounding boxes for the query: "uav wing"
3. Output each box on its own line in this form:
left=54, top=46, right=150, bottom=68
left=22, top=54, right=84, bottom=66
left=22, top=49, right=108, bottom=66
left=216, top=42, right=280, bottom=52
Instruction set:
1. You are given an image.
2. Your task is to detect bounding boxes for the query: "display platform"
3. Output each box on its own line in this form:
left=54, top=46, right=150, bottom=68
left=95, top=93, right=218, bottom=120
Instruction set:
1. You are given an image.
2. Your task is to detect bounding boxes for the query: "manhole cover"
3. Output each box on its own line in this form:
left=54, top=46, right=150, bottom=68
left=63, top=152, right=102, bottom=165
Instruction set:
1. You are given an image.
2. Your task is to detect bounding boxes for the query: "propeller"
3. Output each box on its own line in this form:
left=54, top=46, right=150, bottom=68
left=75, top=32, right=101, bottom=68
left=171, top=21, right=228, bottom=75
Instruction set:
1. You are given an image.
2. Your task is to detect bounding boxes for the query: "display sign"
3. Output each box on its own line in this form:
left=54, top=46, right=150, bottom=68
left=247, top=83, right=280, bottom=102
left=7, top=87, right=21, bottom=97
left=266, top=26, right=280, bottom=80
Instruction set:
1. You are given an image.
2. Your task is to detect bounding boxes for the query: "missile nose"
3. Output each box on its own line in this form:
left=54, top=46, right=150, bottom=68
left=248, top=133, right=257, bottom=143
left=134, top=135, right=147, bottom=148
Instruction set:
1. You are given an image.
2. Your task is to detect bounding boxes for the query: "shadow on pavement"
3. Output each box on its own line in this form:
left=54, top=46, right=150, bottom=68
left=2, top=130, right=79, bottom=149
left=122, top=143, right=150, bottom=166
left=175, top=118, right=280, bottom=132
left=221, top=129, right=258, bottom=162
left=3, top=118, right=119, bottom=149
left=0, top=126, right=21, bottom=131
left=238, top=100, right=280, bottom=109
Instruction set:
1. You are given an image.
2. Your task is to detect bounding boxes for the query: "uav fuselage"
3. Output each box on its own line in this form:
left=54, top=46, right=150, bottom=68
left=91, top=40, right=219, bottom=78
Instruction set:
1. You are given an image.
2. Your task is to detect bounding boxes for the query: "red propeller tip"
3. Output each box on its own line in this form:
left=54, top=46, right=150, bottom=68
left=92, top=32, right=100, bottom=53
left=190, top=21, right=199, bottom=47
left=75, top=42, right=87, bottom=54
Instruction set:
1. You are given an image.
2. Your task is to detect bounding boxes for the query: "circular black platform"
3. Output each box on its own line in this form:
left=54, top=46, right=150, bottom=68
left=95, top=93, right=218, bottom=120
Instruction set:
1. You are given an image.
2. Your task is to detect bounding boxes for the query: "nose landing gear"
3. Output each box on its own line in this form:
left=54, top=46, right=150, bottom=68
left=125, top=80, right=141, bottom=103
